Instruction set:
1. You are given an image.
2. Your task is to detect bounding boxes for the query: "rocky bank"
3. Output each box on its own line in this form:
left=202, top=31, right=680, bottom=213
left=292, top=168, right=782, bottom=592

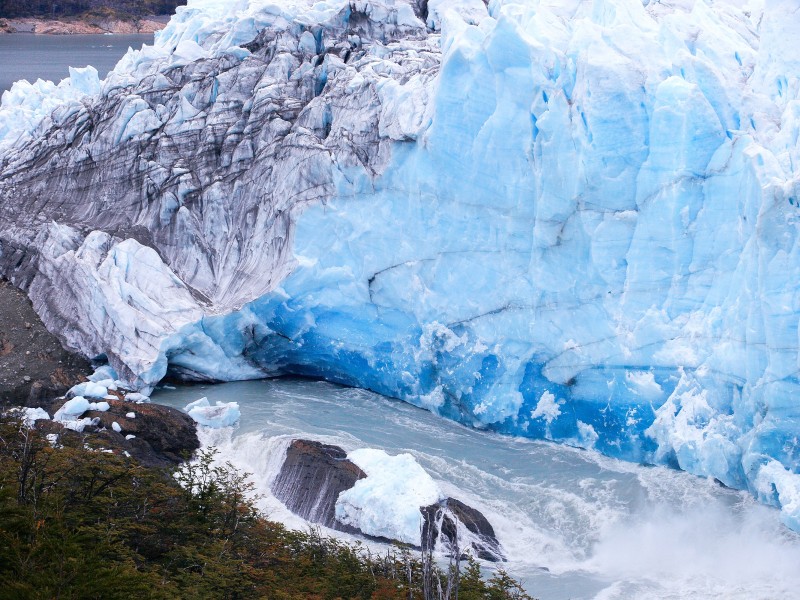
left=42, top=395, right=199, bottom=467
left=0, top=15, right=168, bottom=35
left=0, top=276, right=198, bottom=465
left=0, top=278, right=91, bottom=406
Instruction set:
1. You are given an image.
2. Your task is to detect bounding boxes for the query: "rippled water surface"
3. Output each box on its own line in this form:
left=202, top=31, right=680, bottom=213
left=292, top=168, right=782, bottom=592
left=153, top=378, right=800, bottom=600
left=0, top=33, right=153, bottom=93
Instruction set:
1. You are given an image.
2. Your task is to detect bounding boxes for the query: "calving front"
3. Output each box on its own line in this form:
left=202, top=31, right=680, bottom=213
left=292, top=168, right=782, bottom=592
left=1, top=0, right=800, bottom=530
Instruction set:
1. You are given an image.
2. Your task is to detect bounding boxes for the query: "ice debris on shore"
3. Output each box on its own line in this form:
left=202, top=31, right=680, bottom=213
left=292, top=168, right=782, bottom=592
left=69, top=380, right=113, bottom=399
left=52, top=396, right=109, bottom=432
left=7, top=406, right=51, bottom=428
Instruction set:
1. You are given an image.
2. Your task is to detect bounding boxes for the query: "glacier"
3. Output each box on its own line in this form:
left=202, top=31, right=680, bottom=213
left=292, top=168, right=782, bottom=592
left=2, top=0, right=800, bottom=528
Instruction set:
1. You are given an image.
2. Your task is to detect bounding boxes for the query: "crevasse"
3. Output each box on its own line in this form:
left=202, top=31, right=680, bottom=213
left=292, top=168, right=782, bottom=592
left=2, top=0, right=800, bottom=528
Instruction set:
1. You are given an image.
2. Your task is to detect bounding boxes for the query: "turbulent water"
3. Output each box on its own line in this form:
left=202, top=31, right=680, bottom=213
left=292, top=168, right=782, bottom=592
left=153, top=378, right=800, bottom=600
left=0, top=33, right=154, bottom=93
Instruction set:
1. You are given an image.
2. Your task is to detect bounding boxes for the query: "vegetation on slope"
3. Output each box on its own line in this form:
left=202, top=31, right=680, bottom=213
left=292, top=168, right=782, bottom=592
left=0, top=415, right=535, bottom=599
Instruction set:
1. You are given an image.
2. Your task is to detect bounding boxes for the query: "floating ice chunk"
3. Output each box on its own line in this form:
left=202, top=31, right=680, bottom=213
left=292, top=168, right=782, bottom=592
left=184, top=397, right=209, bottom=412
left=126, top=412, right=136, bottom=418
left=184, top=397, right=241, bottom=428
left=125, top=434, right=136, bottom=440
left=335, top=448, right=444, bottom=545
left=112, top=422, right=122, bottom=433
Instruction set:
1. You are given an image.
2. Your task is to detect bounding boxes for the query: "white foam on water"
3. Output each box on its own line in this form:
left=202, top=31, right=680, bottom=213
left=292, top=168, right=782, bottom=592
left=196, top=427, right=301, bottom=524
left=586, top=504, right=800, bottom=599
left=156, top=379, right=800, bottom=600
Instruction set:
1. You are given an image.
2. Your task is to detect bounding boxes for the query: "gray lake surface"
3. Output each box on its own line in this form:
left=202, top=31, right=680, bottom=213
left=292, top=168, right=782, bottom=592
left=154, top=378, right=800, bottom=600
left=0, top=33, right=153, bottom=93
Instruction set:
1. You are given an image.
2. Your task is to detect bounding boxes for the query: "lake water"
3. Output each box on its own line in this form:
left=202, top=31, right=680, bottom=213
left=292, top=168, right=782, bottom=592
left=0, top=33, right=154, bottom=94
left=153, top=379, right=800, bottom=600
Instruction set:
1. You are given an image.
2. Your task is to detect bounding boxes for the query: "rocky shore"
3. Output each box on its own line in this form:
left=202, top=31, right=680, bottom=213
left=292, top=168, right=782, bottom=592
left=0, top=278, right=90, bottom=406
left=1, top=276, right=198, bottom=466
left=0, top=15, right=168, bottom=35
left=35, top=396, right=200, bottom=467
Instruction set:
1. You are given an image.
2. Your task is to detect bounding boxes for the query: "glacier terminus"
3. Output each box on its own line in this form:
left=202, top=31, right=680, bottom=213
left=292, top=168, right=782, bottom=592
left=2, top=0, right=800, bottom=531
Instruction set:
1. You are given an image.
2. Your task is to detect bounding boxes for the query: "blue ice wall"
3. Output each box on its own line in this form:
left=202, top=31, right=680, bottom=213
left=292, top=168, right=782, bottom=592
left=141, top=0, right=800, bottom=528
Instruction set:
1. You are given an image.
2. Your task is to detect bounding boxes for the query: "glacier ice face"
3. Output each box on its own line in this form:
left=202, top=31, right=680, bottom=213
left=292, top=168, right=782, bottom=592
left=0, top=66, right=101, bottom=153
left=3, top=0, right=800, bottom=526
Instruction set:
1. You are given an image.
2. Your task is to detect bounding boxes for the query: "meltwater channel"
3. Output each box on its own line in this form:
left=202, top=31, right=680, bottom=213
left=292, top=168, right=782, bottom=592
left=153, top=378, right=800, bottom=600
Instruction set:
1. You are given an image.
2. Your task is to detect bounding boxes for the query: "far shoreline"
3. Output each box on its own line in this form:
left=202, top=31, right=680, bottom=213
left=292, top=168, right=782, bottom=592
left=0, top=15, right=170, bottom=36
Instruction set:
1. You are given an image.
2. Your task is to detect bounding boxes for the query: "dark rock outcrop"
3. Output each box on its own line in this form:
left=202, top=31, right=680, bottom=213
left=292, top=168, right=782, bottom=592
left=43, top=397, right=200, bottom=467
left=272, top=438, right=503, bottom=560
left=0, top=278, right=91, bottom=407
left=422, top=497, right=504, bottom=562
left=271, top=439, right=366, bottom=534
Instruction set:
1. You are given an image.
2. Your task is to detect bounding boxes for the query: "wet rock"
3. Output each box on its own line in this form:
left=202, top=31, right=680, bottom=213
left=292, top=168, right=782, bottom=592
left=272, top=438, right=503, bottom=560
left=0, top=278, right=91, bottom=407
left=271, top=439, right=366, bottom=534
left=421, top=497, right=504, bottom=562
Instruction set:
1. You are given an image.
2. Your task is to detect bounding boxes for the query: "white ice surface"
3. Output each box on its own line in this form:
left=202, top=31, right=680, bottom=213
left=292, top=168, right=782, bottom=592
left=69, top=381, right=109, bottom=399
left=335, top=448, right=444, bottom=544
left=184, top=397, right=241, bottom=428
left=16, top=407, right=51, bottom=427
